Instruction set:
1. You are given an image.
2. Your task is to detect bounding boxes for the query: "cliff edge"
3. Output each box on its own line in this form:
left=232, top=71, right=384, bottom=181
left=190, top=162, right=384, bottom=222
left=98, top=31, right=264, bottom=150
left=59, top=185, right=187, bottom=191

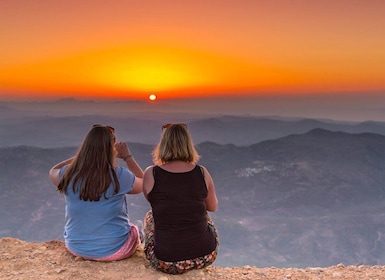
left=1, top=238, right=385, bottom=280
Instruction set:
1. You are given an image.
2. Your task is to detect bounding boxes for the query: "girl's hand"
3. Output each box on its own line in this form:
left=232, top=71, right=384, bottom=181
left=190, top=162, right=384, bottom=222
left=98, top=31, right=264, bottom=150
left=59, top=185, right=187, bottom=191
left=115, top=142, right=131, bottom=159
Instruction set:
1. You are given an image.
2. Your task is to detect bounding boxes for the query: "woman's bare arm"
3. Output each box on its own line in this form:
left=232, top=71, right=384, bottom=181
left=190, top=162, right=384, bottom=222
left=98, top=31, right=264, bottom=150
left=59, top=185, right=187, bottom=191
left=48, top=157, right=74, bottom=187
left=202, top=166, right=218, bottom=212
left=142, top=166, right=155, bottom=200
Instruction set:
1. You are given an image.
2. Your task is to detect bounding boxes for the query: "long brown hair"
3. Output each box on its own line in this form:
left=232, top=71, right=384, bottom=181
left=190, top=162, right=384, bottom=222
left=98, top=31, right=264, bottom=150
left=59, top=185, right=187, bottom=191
left=57, top=125, right=120, bottom=201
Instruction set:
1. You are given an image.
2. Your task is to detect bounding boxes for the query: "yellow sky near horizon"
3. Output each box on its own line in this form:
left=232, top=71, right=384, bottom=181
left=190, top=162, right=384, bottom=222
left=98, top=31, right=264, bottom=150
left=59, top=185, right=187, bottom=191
left=1, top=0, right=384, bottom=100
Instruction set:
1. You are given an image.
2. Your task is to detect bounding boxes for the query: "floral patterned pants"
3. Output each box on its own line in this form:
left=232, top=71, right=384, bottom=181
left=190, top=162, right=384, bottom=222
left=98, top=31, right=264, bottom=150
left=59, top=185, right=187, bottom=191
left=143, top=210, right=219, bottom=274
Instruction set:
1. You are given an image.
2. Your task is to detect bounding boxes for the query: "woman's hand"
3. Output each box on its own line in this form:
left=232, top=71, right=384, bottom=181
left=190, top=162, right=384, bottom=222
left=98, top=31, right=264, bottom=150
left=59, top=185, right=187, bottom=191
left=115, top=142, right=132, bottom=159
left=115, top=142, right=144, bottom=184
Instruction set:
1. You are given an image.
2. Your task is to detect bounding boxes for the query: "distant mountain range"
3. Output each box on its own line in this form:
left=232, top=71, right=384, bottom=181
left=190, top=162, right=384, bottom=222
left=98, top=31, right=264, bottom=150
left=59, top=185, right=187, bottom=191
left=1, top=102, right=385, bottom=148
left=1, top=129, right=385, bottom=268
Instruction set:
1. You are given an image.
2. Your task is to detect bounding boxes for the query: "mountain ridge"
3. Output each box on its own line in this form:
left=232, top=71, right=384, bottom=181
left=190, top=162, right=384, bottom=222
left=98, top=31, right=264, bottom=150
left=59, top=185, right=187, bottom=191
left=2, top=109, right=385, bottom=147
left=1, top=129, right=385, bottom=268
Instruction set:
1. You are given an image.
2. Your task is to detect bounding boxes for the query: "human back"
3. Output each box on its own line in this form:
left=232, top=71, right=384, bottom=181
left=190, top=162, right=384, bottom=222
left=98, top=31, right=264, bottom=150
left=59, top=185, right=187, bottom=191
left=148, top=164, right=216, bottom=261
left=60, top=164, right=136, bottom=258
left=142, top=123, right=219, bottom=274
left=57, top=125, right=120, bottom=201
left=49, top=124, right=144, bottom=261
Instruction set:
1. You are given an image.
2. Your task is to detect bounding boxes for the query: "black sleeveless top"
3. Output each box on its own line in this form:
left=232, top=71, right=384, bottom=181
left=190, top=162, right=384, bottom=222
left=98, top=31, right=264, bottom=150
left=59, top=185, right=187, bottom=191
left=147, top=165, right=217, bottom=262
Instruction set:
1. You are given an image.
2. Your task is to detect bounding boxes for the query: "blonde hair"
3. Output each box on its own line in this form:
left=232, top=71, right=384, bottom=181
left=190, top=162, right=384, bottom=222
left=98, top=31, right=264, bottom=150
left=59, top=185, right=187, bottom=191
left=57, top=125, right=119, bottom=201
left=152, top=124, right=200, bottom=165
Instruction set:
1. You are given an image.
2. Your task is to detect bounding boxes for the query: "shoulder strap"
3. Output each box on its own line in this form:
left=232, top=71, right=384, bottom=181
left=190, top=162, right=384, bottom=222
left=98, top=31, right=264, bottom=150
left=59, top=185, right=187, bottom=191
left=199, top=165, right=205, bottom=179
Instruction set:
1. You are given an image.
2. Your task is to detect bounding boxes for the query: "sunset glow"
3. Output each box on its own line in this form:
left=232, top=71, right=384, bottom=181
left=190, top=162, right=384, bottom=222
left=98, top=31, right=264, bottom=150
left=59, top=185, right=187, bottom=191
left=0, top=0, right=384, bottom=100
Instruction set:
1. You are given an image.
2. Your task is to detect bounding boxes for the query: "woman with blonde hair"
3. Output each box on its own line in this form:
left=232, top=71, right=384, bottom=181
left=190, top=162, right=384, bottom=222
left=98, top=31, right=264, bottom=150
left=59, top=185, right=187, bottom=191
left=142, top=123, right=219, bottom=274
left=49, top=124, right=143, bottom=261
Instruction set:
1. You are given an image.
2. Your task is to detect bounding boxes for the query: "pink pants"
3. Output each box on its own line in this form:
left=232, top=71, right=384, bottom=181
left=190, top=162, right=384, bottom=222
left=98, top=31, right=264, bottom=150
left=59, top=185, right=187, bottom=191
left=67, top=224, right=140, bottom=261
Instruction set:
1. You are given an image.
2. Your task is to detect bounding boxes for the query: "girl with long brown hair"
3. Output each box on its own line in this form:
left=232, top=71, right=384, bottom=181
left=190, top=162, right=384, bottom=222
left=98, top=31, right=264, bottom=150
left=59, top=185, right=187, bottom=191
left=49, top=124, right=143, bottom=261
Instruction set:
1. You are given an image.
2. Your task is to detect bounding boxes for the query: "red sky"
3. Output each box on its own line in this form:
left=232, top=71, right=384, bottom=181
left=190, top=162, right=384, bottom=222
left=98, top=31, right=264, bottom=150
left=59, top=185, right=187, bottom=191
left=0, top=0, right=384, bottom=101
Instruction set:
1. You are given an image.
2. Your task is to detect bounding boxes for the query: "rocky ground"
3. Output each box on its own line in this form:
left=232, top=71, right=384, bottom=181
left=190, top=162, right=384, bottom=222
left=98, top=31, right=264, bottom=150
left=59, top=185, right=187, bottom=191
left=1, top=237, right=385, bottom=280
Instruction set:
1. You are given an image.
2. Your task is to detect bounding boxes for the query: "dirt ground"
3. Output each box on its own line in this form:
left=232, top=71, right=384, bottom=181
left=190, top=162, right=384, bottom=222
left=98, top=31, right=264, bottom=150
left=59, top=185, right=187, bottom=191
left=1, top=237, right=385, bottom=280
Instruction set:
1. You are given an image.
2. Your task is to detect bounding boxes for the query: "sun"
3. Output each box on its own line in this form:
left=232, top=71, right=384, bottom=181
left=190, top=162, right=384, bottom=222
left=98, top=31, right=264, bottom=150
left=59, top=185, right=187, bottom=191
left=148, top=94, right=157, bottom=101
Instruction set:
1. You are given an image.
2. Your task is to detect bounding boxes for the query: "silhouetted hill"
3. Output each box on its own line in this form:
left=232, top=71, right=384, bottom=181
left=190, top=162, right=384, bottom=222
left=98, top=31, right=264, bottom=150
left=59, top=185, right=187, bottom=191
left=2, top=112, right=385, bottom=147
left=1, top=129, right=385, bottom=268
left=189, top=116, right=385, bottom=145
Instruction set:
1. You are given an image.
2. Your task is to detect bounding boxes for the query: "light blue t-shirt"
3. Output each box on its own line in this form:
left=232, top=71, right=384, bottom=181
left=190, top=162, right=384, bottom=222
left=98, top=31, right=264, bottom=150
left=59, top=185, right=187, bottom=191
left=59, top=166, right=135, bottom=258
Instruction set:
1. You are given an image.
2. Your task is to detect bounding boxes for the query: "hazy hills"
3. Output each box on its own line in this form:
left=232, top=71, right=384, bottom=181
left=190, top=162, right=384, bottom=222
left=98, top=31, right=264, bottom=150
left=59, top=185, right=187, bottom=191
left=1, top=129, right=385, bottom=268
left=1, top=100, right=385, bottom=148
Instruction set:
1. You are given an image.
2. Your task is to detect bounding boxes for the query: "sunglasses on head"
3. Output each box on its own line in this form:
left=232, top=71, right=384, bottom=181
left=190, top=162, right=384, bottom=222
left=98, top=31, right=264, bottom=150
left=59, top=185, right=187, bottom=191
left=93, top=124, right=115, bottom=134
left=162, top=123, right=187, bottom=130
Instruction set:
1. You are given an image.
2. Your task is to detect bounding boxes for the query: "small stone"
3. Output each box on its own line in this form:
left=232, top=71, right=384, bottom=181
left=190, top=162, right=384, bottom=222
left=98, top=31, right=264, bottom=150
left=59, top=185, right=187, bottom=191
left=308, top=267, right=322, bottom=271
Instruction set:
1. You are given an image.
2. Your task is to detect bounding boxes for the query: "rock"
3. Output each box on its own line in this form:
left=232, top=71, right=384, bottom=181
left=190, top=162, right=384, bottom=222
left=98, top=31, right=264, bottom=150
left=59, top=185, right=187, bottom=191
left=1, top=238, right=385, bottom=279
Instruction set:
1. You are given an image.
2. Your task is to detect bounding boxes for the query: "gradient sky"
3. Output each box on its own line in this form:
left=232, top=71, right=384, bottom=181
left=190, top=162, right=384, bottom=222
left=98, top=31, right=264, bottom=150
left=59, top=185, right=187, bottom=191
left=1, top=0, right=384, bottom=101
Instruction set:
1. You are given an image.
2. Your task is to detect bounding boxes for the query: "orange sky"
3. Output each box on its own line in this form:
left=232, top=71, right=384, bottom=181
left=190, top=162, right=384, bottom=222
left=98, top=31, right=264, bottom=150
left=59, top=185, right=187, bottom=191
left=1, top=0, right=384, bottom=101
